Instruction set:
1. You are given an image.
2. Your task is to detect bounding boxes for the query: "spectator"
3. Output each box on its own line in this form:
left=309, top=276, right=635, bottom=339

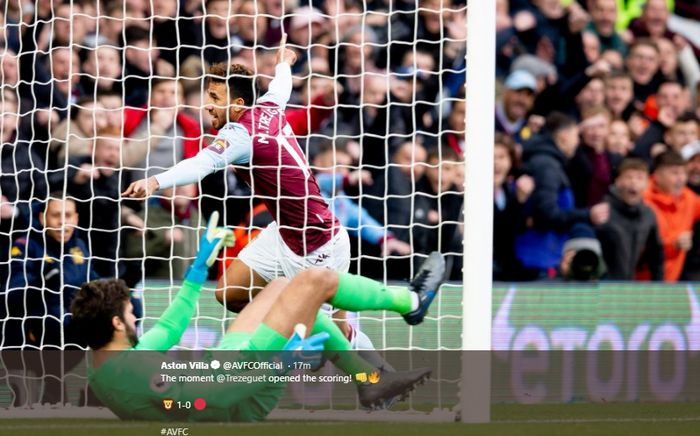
left=313, top=146, right=411, bottom=258
left=681, top=142, right=700, bottom=280
left=80, top=45, right=123, bottom=96
left=7, top=195, right=96, bottom=348
left=607, top=119, right=634, bottom=155
left=597, top=158, right=665, bottom=280
left=443, top=90, right=466, bottom=156
left=633, top=80, right=694, bottom=162
left=0, top=48, right=19, bottom=90
left=604, top=70, right=635, bottom=120
left=684, top=142, right=700, bottom=194
left=151, top=0, right=200, bottom=68
left=287, top=6, right=326, bottom=74
left=568, top=106, right=623, bottom=207
left=574, top=78, right=606, bottom=120
left=49, top=97, right=108, bottom=164
left=664, top=112, right=700, bottom=152
left=493, top=133, right=534, bottom=281
left=66, top=127, right=137, bottom=282
left=124, top=185, right=200, bottom=279
left=496, top=70, right=538, bottom=144
left=413, top=147, right=463, bottom=279
left=394, top=48, right=441, bottom=134
left=625, top=38, right=662, bottom=105
left=587, top=0, right=627, bottom=55
left=629, top=0, right=676, bottom=41
left=516, top=112, right=610, bottom=278
left=122, top=78, right=202, bottom=174
left=201, top=0, right=259, bottom=64
left=0, top=90, right=49, bottom=289
left=643, top=150, right=700, bottom=282
left=122, top=26, right=172, bottom=107
left=362, top=140, right=428, bottom=249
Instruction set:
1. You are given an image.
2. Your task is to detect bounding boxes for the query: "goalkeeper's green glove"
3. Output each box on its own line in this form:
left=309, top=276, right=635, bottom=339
left=185, top=211, right=234, bottom=284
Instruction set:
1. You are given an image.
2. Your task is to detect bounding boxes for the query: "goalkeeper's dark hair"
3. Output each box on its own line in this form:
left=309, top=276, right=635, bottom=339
left=207, top=62, right=257, bottom=106
left=71, top=279, right=131, bottom=349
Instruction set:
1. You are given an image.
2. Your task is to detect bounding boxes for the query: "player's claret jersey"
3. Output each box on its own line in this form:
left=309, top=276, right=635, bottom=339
left=213, top=103, right=338, bottom=256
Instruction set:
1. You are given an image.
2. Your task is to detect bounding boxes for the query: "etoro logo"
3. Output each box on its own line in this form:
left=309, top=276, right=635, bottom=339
left=493, top=285, right=700, bottom=352
left=491, top=284, right=700, bottom=402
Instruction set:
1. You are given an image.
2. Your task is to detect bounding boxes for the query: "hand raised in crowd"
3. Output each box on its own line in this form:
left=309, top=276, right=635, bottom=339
left=445, top=7, right=467, bottom=41
left=527, top=115, right=546, bottom=134
left=513, top=10, right=536, bottom=32
left=156, top=59, right=175, bottom=77
left=0, top=195, right=15, bottom=219
left=150, top=107, right=177, bottom=132
left=73, top=163, right=101, bottom=185
left=567, top=2, right=590, bottom=34
left=676, top=231, right=693, bottom=252
left=346, top=169, right=373, bottom=187
left=590, top=202, right=610, bottom=226
left=123, top=212, right=146, bottom=237
left=515, top=175, right=535, bottom=204
left=650, top=143, right=668, bottom=159
left=382, top=238, right=412, bottom=257
left=585, top=59, right=612, bottom=79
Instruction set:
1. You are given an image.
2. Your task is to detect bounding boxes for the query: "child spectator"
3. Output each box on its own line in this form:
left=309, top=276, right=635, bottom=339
left=597, top=158, right=664, bottom=280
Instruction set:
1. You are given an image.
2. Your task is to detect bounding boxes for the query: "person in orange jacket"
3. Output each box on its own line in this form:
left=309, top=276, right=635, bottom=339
left=643, top=150, right=700, bottom=281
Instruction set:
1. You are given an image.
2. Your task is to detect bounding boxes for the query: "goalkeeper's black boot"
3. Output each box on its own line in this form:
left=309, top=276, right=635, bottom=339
left=357, top=367, right=431, bottom=410
left=402, top=252, right=446, bottom=326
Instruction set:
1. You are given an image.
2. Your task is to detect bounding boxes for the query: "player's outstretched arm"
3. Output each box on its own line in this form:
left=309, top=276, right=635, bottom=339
left=135, top=212, right=233, bottom=350
left=121, top=151, right=222, bottom=199
left=258, top=34, right=297, bottom=110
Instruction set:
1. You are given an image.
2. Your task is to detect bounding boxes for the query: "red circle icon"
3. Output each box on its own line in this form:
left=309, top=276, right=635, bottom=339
left=194, top=398, right=206, bottom=411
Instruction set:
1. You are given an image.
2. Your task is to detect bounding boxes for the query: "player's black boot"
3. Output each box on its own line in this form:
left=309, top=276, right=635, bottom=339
left=402, top=252, right=445, bottom=326
left=357, top=367, right=431, bottom=410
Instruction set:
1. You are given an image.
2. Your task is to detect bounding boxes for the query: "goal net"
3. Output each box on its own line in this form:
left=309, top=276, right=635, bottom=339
left=0, top=0, right=473, bottom=420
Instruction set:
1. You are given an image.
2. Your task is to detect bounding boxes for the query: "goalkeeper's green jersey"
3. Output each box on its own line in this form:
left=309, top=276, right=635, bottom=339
left=87, top=280, right=284, bottom=422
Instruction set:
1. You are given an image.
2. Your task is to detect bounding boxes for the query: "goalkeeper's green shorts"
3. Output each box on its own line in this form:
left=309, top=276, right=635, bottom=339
left=214, top=331, right=285, bottom=422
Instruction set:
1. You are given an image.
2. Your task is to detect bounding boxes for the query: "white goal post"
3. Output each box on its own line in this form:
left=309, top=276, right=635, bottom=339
left=461, top=0, right=495, bottom=424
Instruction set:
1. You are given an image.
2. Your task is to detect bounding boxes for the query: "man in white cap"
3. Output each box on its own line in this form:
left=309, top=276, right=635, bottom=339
left=287, top=6, right=326, bottom=73
left=496, top=69, right=538, bottom=143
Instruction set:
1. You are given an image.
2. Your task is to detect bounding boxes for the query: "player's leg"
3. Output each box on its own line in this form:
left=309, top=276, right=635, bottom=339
left=216, top=278, right=288, bottom=350
left=216, top=223, right=283, bottom=312
left=215, top=258, right=268, bottom=313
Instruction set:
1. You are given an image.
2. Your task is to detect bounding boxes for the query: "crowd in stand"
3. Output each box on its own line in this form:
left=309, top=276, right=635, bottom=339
left=0, top=0, right=466, bottom=350
left=494, top=0, right=700, bottom=282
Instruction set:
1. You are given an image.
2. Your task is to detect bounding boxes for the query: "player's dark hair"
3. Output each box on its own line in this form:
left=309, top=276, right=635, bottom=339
left=207, top=62, right=257, bottom=106
left=71, top=279, right=131, bottom=349
left=653, top=150, right=686, bottom=173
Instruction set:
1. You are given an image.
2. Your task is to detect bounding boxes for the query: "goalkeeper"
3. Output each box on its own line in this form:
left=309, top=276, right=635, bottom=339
left=71, top=213, right=442, bottom=421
